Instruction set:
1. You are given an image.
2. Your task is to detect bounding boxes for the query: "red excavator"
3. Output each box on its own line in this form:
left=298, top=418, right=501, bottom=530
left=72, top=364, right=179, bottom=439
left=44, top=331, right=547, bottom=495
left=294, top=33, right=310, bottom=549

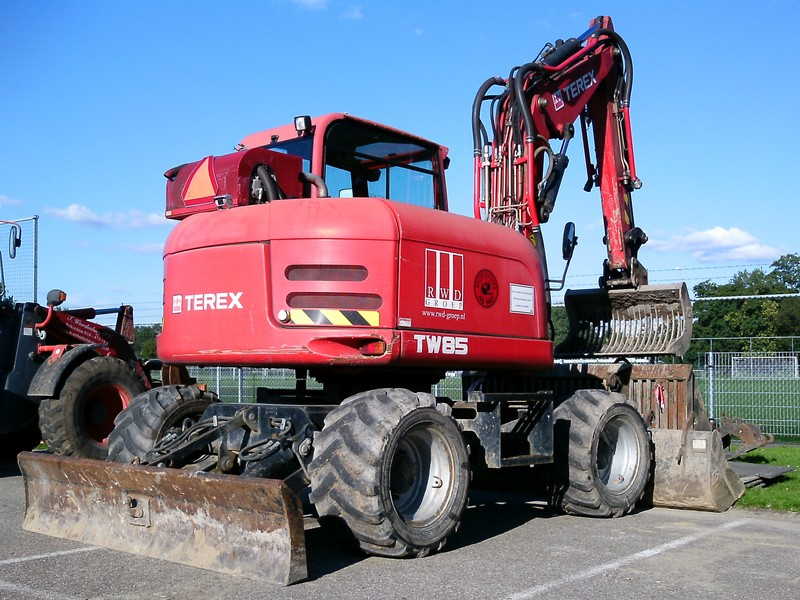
left=19, top=17, right=745, bottom=586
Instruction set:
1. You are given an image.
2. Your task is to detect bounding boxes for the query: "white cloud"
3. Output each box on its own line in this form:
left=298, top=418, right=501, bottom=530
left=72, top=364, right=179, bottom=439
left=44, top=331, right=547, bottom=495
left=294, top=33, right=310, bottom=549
left=47, top=204, right=109, bottom=227
left=293, top=0, right=327, bottom=9
left=583, top=217, right=604, bottom=232
left=0, top=194, right=24, bottom=207
left=341, top=5, right=363, bottom=19
left=121, top=242, right=164, bottom=255
left=124, top=210, right=169, bottom=228
left=649, top=226, right=782, bottom=263
left=46, top=203, right=168, bottom=229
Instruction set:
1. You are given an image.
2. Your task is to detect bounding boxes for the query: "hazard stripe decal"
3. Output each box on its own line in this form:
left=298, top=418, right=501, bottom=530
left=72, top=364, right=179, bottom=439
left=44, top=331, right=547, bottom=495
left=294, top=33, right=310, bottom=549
left=289, top=309, right=379, bottom=327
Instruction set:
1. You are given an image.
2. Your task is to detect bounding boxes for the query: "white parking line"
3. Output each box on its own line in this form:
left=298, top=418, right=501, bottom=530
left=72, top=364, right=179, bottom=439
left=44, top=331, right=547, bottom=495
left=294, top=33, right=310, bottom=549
left=0, top=547, right=101, bottom=600
left=0, top=579, right=78, bottom=600
left=508, top=518, right=750, bottom=599
left=0, top=546, right=100, bottom=566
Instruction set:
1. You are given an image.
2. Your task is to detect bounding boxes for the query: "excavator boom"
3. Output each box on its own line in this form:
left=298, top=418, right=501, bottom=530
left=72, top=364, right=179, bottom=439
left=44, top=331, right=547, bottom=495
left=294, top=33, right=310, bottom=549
left=471, top=16, right=691, bottom=357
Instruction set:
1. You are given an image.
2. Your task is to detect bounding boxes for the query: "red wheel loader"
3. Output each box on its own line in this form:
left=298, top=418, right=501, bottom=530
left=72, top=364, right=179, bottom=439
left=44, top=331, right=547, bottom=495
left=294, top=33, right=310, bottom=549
left=1, top=221, right=155, bottom=459
left=19, top=17, right=747, bottom=586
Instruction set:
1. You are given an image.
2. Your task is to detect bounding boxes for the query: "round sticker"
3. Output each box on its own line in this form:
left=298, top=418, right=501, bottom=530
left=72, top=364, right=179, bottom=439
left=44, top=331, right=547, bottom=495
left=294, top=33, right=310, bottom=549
left=474, top=269, right=499, bottom=308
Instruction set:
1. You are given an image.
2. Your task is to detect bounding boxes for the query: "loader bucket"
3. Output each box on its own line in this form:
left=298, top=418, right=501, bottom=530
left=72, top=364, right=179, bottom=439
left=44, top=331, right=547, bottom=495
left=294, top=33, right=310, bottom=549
left=18, top=452, right=307, bottom=585
left=646, top=428, right=745, bottom=512
left=556, top=283, right=692, bottom=358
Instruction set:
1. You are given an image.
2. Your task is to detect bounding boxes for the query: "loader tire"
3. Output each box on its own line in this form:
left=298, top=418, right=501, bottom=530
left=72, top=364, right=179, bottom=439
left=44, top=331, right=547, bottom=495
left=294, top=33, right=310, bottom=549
left=107, top=384, right=218, bottom=465
left=38, top=356, right=146, bottom=460
left=309, top=388, right=470, bottom=558
left=550, top=389, right=650, bottom=517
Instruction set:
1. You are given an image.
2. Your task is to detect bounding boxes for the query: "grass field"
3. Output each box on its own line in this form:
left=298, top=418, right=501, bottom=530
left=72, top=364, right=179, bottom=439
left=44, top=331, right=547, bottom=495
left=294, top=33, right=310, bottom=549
left=733, top=444, right=800, bottom=512
left=695, top=375, right=800, bottom=439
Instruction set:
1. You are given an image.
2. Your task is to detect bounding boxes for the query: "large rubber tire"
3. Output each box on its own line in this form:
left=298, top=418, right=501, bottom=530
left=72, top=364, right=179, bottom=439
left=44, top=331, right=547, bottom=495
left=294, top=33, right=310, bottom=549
left=309, top=388, right=470, bottom=558
left=107, top=384, right=218, bottom=465
left=38, top=356, right=146, bottom=460
left=550, top=389, right=651, bottom=517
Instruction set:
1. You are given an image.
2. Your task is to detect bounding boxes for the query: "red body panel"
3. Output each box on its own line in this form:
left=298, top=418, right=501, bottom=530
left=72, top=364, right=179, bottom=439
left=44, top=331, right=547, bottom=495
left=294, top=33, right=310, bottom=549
left=159, top=198, right=552, bottom=370
left=164, top=148, right=303, bottom=220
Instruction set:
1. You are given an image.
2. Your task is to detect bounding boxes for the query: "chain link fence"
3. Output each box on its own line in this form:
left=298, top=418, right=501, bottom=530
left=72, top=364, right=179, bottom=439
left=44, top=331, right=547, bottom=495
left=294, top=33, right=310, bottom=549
left=691, top=338, right=800, bottom=439
left=0, top=216, right=38, bottom=303
left=188, top=341, right=800, bottom=440
left=186, top=366, right=464, bottom=404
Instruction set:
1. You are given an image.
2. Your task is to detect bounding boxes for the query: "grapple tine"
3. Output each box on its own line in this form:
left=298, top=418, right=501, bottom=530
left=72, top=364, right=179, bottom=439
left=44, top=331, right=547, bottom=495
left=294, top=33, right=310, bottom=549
left=556, top=283, right=692, bottom=358
left=18, top=452, right=307, bottom=585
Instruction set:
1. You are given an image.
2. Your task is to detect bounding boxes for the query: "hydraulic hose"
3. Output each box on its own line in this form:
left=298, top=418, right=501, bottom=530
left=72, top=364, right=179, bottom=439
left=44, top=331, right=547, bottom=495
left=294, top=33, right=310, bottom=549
left=472, top=76, right=505, bottom=219
left=255, top=165, right=280, bottom=202
left=595, top=28, right=634, bottom=106
left=512, top=62, right=543, bottom=144
left=299, top=172, right=329, bottom=198
left=472, top=76, right=505, bottom=156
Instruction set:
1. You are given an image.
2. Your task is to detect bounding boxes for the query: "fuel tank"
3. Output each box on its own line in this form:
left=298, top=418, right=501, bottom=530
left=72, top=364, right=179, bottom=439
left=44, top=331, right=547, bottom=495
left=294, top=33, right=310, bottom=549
left=158, top=198, right=553, bottom=370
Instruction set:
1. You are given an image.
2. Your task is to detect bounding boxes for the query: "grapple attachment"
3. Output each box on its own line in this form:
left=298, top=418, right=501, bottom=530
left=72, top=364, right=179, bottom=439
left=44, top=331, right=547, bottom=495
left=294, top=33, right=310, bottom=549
left=18, top=452, right=307, bottom=585
left=556, top=283, right=692, bottom=358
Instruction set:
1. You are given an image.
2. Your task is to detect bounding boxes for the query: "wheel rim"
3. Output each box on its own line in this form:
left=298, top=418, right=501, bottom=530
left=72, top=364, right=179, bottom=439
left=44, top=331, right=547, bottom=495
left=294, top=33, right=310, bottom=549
left=82, top=384, right=131, bottom=445
left=389, top=423, right=455, bottom=526
left=596, top=414, right=641, bottom=494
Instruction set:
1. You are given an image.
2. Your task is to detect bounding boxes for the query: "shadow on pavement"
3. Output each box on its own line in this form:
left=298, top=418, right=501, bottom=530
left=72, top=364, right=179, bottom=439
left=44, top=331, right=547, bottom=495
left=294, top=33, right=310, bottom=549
left=448, top=470, right=560, bottom=551
left=0, top=459, right=21, bottom=478
left=303, top=521, right=366, bottom=581
left=301, top=467, right=563, bottom=580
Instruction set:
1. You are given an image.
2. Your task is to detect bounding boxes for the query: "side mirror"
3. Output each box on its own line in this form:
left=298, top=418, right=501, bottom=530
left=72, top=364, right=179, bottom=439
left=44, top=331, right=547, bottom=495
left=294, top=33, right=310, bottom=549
left=547, top=222, right=579, bottom=292
left=562, top=221, right=578, bottom=260
left=8, top=224, right=21, bottom=260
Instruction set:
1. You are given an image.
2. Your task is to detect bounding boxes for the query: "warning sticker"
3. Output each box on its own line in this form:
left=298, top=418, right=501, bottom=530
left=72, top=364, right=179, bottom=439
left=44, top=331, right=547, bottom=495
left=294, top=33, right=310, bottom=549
left=509, top=284, right=535, bottom=315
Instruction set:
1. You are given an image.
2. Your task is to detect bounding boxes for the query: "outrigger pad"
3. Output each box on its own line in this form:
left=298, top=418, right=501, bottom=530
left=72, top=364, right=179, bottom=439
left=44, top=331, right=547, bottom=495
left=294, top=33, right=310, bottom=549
left=18, top=452, right=307, bottom=585
left=556, top=283, right=692, bottom=358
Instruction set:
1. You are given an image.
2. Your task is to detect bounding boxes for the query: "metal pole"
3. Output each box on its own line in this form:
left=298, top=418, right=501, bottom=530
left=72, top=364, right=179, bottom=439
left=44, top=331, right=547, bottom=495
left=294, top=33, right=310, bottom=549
left=707, top=339, right=715, bottom=423
left=32, top=216, right=39, bottom=302
left=238, top=368, right=243, bottom=403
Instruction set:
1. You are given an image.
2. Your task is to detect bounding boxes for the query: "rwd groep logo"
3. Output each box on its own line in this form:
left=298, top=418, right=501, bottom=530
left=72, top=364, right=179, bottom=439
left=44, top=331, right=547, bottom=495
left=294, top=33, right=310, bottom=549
left=424, top=249, right=464, bottom=310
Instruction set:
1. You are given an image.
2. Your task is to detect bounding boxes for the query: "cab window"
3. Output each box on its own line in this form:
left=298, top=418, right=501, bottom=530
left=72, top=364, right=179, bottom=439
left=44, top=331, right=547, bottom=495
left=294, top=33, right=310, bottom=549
left=323, top=120, right=443, bottom=209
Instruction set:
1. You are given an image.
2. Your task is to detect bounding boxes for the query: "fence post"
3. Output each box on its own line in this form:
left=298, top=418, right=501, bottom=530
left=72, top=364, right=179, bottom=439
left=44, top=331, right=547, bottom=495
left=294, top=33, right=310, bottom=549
left=707, top=345, right=715, bottom=423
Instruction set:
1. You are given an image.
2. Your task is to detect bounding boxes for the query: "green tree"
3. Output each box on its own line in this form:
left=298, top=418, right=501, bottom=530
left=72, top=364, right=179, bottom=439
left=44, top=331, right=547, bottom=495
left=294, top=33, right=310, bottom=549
left=771, top=253, right=800, bottom=291
left=690, top=253, right=800, bottom=358
left=549, top=304, right=569, bottom=346
left=133, top=323, right=161, bottom=360
left=771, top=254, right=800, bottom=335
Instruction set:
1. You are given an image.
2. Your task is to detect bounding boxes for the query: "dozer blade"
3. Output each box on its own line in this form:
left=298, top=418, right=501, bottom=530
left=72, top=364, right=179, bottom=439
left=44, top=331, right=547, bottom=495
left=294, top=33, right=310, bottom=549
left=646, top=428, right=745, bottom=512
left=556, top=283, right=692, bottom=358
left=18, top=452, right=307, bottom=585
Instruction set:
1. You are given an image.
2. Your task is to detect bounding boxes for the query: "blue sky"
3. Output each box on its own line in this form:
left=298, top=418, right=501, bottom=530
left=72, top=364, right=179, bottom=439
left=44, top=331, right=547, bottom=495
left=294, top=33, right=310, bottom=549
left=1, top=0, right=797, bottom=324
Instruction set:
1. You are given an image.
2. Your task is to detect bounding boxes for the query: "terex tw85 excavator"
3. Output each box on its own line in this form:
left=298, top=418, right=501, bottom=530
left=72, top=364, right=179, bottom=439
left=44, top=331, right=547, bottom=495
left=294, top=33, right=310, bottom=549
left=19, top=17, right=745, bottom=585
